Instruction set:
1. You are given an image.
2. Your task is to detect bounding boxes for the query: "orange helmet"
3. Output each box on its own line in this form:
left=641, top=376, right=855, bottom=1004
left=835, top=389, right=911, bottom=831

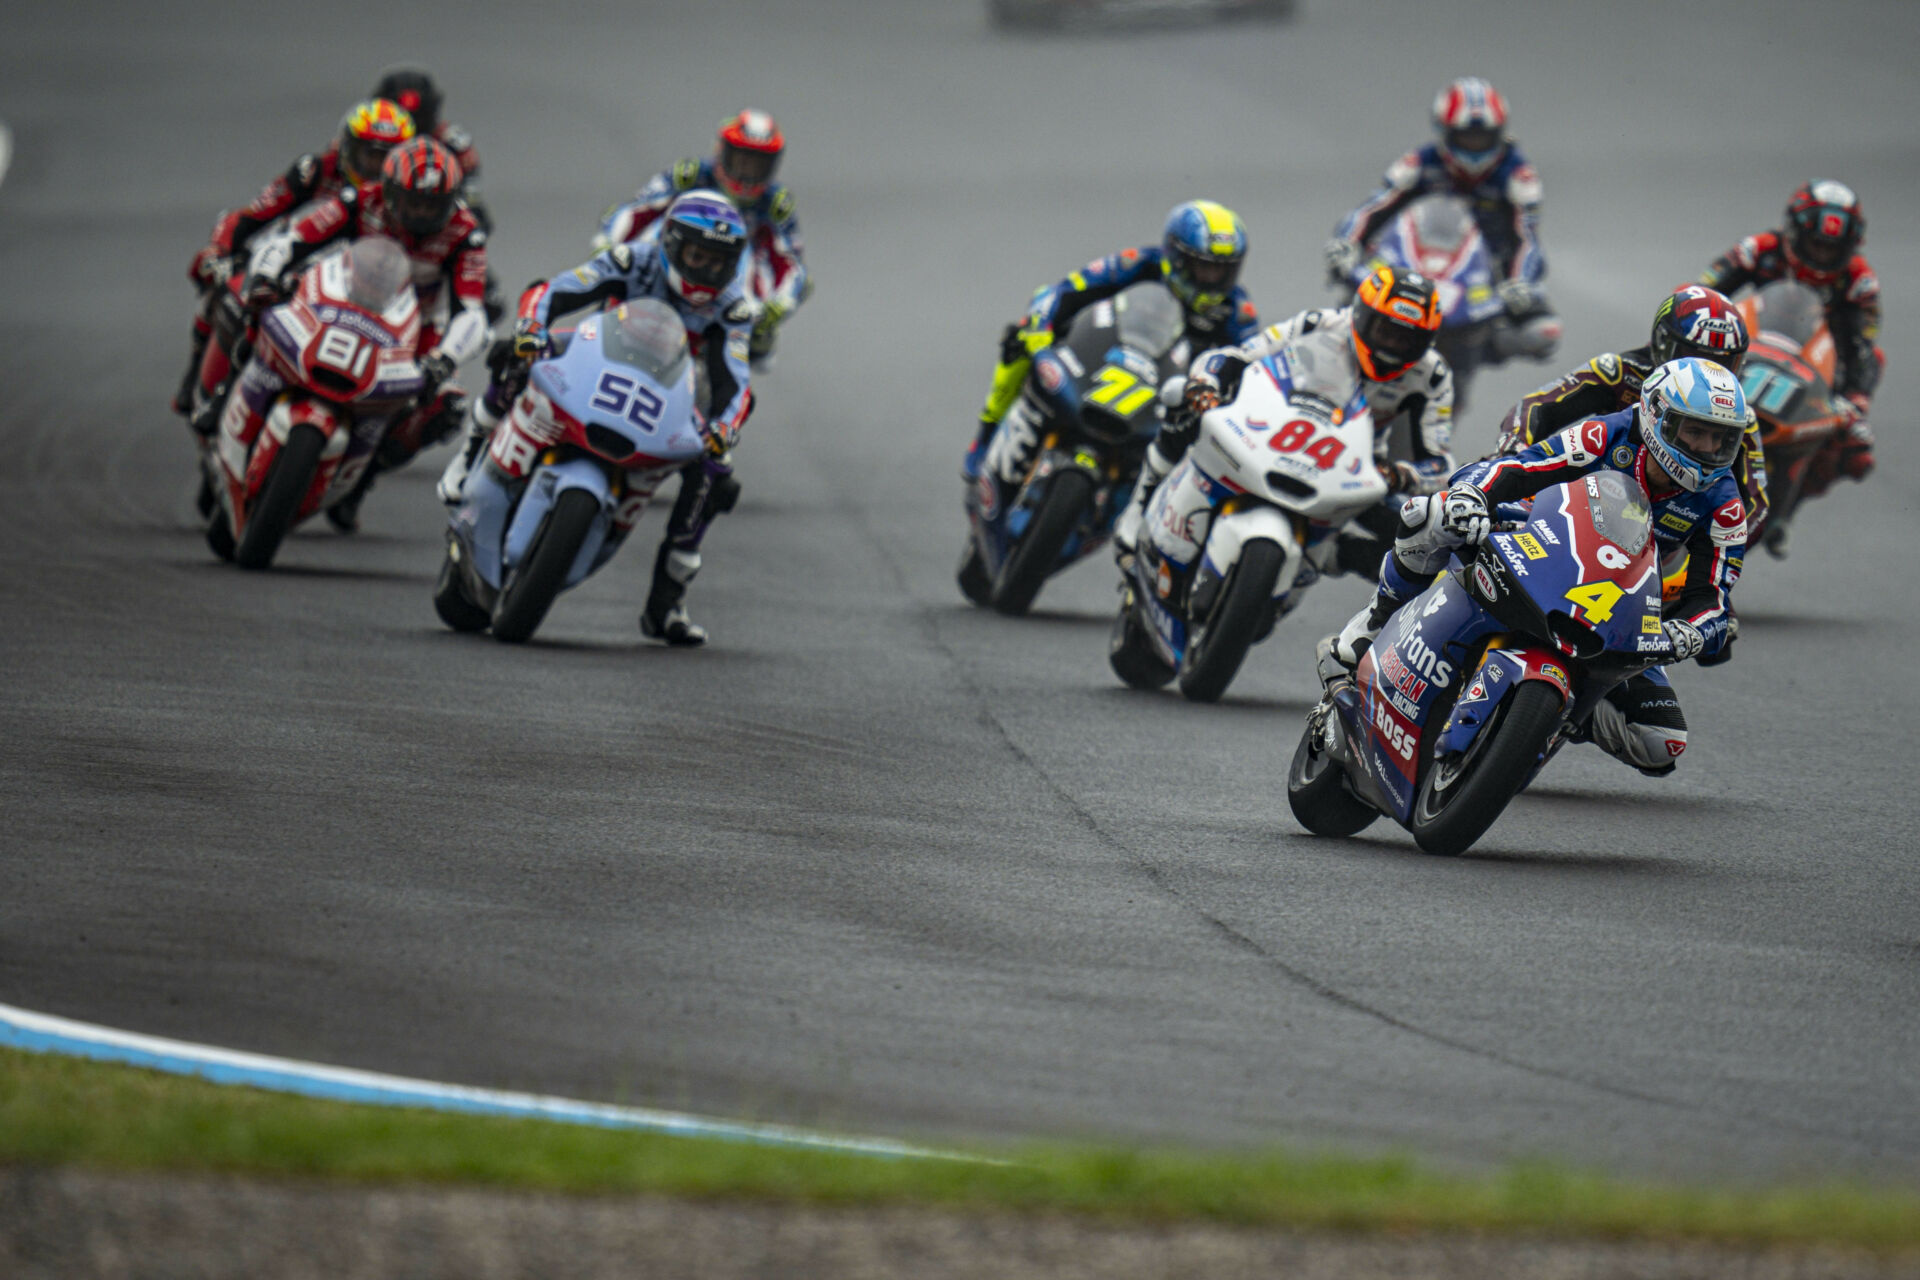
left=338, top=98, right=416, bottom=186
left=1352, top=265, right=1442, bottom=382
left=714, top=110, right=784, bottom=203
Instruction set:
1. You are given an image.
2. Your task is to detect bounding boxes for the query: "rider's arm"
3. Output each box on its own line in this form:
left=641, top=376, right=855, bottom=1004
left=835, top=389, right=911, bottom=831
left=760, top=187, right=808, bottom=311
left=523, top=244, right=639, bottom=332
left=1031, top=245, right=1157, bottom=335
left=596, top=164, right=690, bottom=250
left=1697, top=233, right=1766, bottom=295
left=1452, top=419, right=1604, bottom=505
left=1666, top=492, right=1746, bottom=656
left=246, top=187, right=355, bottom=290
left=701, top=306, right=756, bottom=442
left=433, top=227, right=492, bottom=367
left=1400, top=354, right=1457, bottom=490
left=1502, top=154, right=1546, bottom=284
left=1332, top=149, right=1427, bottom=247
left=213, top=152, right=326, bottom=256
left=1829, top=259, right=1884, bottom=403
left=1501, top=358, right=1623, bottom=446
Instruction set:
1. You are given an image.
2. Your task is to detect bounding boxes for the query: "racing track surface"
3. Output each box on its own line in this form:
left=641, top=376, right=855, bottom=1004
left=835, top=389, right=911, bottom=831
left=2, top=0, right=1918, bottom=1183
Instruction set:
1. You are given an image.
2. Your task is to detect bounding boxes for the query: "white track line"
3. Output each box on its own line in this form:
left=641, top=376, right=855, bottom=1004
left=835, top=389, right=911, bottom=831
left=0, top=1001, right=990, bottom=1163
left=0, top=123, right=13, bottom=191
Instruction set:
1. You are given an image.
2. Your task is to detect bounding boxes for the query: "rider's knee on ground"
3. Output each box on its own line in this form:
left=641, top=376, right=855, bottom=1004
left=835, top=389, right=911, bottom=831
left=1592, top=675, right=1688, bottom=775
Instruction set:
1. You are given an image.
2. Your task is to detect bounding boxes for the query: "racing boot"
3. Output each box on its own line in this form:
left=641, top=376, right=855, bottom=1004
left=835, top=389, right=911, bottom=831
left=1763, top=522, right=1791, bottom=560
left=325, top=469, right=376, bottom=533
left=639, top=544, right=707, bottom=647
left=1113, top=442, right=1173, bottom=571
left=961, top=415, right=998, bottom=484
left=437, top=397, right=498, bottom=504
left=172, top=327, right=211, bottom=418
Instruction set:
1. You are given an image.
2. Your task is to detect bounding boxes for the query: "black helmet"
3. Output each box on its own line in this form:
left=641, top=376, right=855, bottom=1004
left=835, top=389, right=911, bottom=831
left=372, top=66, right=443, bottom=136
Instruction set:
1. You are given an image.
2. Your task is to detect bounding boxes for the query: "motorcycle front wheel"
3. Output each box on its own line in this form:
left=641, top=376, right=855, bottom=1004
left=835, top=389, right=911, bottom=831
left=233, top=423, right=325, bottom=570
left=992, top=468, right=1092, bottom=616
left=1409, top=680, right=1564, bottom=856
left=433, top=538, right=490, bottom=633
left=1286, top=718, right=1378, bottom=837
left=1108, top=584, right=1176, bottom=690
left=490, top=488, right=599, bottom=643
left=1178, top=537, right=1283, bottom=704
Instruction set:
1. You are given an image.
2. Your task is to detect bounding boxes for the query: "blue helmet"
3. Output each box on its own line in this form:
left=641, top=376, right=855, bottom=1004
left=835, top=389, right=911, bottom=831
left=1638, top=357, right=1749, bottom=493
left=658, top=189, right=747, bottom=306
left=1161, top=200, right=1246, bottom=313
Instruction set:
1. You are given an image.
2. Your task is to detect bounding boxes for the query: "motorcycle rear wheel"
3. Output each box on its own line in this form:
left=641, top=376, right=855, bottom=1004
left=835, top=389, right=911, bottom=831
left=433, top=539, right=490, bottom=633
left=1286, top=718, right=1378, bottom=836
left=1409, top=680, right=1564, bottom=856
left=490, top=488, right=599, bottom=643
left=1178, top=537, right=1283, bottom=704
left=233, top=423, right=325, bottom=570
left=992, top=468, right=1092, bottom=616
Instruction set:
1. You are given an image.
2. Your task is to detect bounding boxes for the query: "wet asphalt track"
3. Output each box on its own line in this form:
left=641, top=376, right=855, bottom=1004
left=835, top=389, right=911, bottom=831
left=1, top=0, right=1918, bottom=1183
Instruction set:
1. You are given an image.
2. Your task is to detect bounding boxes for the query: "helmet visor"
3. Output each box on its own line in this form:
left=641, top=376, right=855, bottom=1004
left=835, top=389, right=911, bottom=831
left=1796, top=230, right=1849, bottom=269
left=720, top=144, right=780, bottom=189
left=1354, top=304, right=1434, bottom=374
left=671, top=233, right=743, bottom=289
left=1171, top=245, right=1241, bottom=297
left=388, top=185, right=453, bottom=235
left=1444, top=125, right=1502, bottom=159
left=1660, top=408, right=1744, bottom=471
left=343, top=134, right=396, bottom=185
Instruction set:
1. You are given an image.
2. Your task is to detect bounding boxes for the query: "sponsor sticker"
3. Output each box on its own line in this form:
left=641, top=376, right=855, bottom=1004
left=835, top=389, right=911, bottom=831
left=1472, top=562, right=1499, bottom=599
left=1514, top=532, right=1547, bottom=559
left=1612, top=445, right=1634, bottom=468
left=1538, top=662, right=1569, bottom=690
left=1642, top=614, right=1661, bottom=634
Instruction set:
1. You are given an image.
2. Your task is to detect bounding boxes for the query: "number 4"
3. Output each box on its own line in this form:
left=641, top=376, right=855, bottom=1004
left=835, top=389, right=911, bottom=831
left=1565, top=580, right=1624, bottom=623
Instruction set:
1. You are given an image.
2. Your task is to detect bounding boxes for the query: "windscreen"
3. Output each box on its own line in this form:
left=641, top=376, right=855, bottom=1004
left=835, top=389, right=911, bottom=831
left=1113, top=283, right=1184, bottom=358
left=1280, top=329, right=1362, bottom=415
left=1752, top=279, right=1825, bottom=347
left=344, top=236, right=411, bottom=312
left=602, top=298, right=691, bottom=384
left=1408, top=196, right=1473, bottom=253
left=1582, top=469, right=1652, bottom=556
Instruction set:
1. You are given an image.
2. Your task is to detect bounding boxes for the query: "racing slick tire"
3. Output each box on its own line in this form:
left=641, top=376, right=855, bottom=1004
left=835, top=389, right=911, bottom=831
left=489, top=488, right=598, bottom=643
left=433, top=539, right=491, bottom=633
left=1109, top=585, right=1176, bottom=690
left=1410, top=680, right=1565, bottom=856
left=1177, top=537, right=1283, bottom=704
left=992, top=468, right=1092, bottom=616
left=233, top=423, right=325, bottom=570
left=956, top=540, right=993, bottom=607
left=1286, top=719, right=1378, bottom=837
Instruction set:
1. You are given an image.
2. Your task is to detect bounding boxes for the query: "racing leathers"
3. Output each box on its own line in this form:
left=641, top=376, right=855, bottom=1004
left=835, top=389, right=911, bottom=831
left=1497, top=345, right=1771, bottom=537
left=594, top=157, right=807, bottom=368
left=968, top=245, right=1260, bottom=478
left=1115, top=305, right=1455, bottom=566
left=1699, top=230, right=1882, bottom=484
left=1333, top=141, right=1546, bottom=289
left=444, top=231, right=756, bottom=641
left=1339, top=409, right=1746, bottom=776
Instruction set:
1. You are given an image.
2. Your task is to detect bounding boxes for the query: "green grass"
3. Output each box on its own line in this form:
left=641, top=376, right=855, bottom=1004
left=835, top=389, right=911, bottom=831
left=4, top=1046, right=1917, bottom=1251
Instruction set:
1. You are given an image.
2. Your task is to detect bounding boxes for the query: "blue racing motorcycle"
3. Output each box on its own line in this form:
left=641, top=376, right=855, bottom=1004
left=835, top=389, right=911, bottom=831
left=1287, top=470, right=1673, bottom=855
left=435, top=299, right=709, bottom=643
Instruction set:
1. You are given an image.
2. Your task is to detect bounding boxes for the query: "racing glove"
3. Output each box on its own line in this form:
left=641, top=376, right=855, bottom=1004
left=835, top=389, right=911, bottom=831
left=191, top=249, right=231, bottom=291
left=510, top=316, right=546, bottom=362
left=1662, top=618, right=1705, bottom=662
left=1377, top=460, right=1422, bottom=496
left=1323, top=238, right=1362, bottom=283
left=420, top=351, right=457, bottom=390
left=1498, top=277, right=1538, bottom=317
left=1438, top=484, right=1492, bottom=545
left=242, top=271, right=287, bottom=310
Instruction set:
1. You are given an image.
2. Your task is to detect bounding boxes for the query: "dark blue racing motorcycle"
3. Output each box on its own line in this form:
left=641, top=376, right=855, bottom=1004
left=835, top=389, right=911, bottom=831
left=960, top=282, right=1187, bottom=615
left=1287, top=470, right=1673, bottom=855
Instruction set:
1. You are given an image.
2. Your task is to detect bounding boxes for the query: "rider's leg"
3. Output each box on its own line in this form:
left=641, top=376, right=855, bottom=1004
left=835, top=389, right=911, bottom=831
left=1588, top=667, right=1687, bottom=777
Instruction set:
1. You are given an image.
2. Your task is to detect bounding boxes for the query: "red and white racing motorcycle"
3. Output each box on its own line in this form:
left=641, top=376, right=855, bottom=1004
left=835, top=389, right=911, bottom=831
left=204, top=237, right=427, bottom=568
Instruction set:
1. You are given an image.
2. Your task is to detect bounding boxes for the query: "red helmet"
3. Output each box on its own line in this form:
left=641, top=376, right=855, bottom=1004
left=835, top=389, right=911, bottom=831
left=1431, top=77, right=1509, bottom=182
left=1783, top=179, right=1864, bottom=283
left=714, top=110, right=784, bottom=203
left=1650, top=285, right=1748, bottom=373
left=380, top=136, right=463, bottom=238
left=338, top=98, right=415, bottom=187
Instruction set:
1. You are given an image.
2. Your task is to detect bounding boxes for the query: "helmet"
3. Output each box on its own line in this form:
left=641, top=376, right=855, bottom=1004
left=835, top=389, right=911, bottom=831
left=1783, top=179, right=1864, bottom=281
left=371, top=67, right=443, bottom=136
left=1431, top=77, right=1510, bottom=181
left=1650, top=285, right=1748, bottom=373
left=1351, top=265, right=1442, bottom=381
left=714, top=110, right=785, bottom=203
left=380, top=137, right=463, bottom=238
left=1638, top=357, right=1749, bottom=493
left=338, top=99, right=415, bottom=186
left=1160, top=200, right=1247, bottom=312
left=658, top=190, right=748, bottom=306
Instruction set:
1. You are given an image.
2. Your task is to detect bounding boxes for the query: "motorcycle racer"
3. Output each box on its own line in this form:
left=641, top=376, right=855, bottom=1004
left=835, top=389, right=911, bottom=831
left=1114, top=265, right=1451, bottom=566
left=1497, top=285, right=1769, bottom=533
left=226, top=137, right=488, bottom=529
left=438, top=190, right=757, bottom=647
left=174, top=98, right=416, bottom=417
left=1324, top=78, right=1553, bottom=341
left=593, top=110, right=806, bottom=371
left=1698, top=179, right=1882, bottom=523
left=964, top=200, right=1259, bottom=484
left=1330, top=357, right=1751, bottom=777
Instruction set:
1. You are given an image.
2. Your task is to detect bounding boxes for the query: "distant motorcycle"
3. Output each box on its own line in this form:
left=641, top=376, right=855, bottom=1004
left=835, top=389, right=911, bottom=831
left=204, top=237, right=426, bottom=569
left=1733, top=279, right=1856, bottom=553
left=1287, top=470, right=1672, bottom=856
left=1343, top=195, right=1559, bottom=408
left=961, top=282, right=1188, bottom=615
left=1109, top=328, right=1388, bottom=702
left=435, top=299, right=711, bottom=643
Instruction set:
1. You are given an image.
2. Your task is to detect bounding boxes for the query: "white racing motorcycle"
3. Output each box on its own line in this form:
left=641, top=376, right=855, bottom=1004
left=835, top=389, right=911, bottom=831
left=1110, top=329, right=1388, bottom=702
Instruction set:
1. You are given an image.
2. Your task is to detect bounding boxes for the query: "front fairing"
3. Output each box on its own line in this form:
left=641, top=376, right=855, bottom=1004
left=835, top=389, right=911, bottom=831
left=1188, top=355, right=1386, bottom=522
left=530, top=314, right=706, bottom=466
left=1367, top=204, right=1502, bottom=328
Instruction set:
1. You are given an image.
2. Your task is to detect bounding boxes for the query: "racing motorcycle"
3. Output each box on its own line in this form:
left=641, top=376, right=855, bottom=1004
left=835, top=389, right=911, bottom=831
left=960, top=283, right=1187, bottom=615
left=1733, top=279, right=1852, bottom=553
left=1287, top=470, right=1673, bottom=856
left=1343, top=195, right=1559, bottom=409
left=1109, top=328, right=1388, bottom=703
left=203, top=237, right=426, bottom=569
left=435, top=299, right=711, bottom=643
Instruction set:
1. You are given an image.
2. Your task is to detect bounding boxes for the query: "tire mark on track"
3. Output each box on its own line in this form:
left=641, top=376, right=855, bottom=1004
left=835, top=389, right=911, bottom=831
left=830, top=483, right=1902, bottom=1161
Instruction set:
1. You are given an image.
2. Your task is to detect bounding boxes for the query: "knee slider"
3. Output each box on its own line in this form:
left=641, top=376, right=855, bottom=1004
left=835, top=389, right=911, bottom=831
left=664, top=548, right=701, bottom=585
left=710, top=473, right=741, bottom=513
